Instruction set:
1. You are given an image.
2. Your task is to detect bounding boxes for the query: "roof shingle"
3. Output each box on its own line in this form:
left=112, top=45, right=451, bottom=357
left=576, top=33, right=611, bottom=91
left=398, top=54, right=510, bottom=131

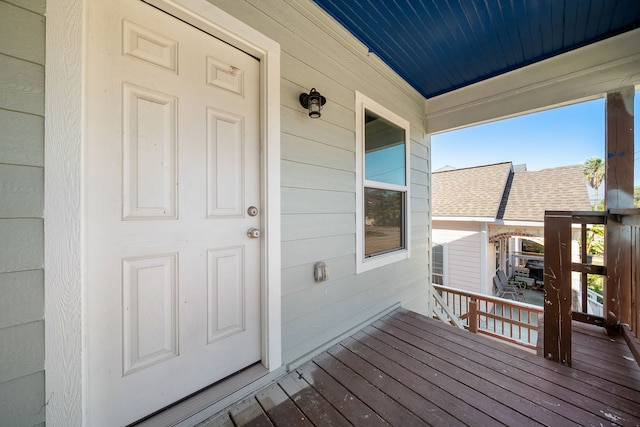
left=432, top=162, right=512, bottom=218
left=503, top=165, right=591, bottom=221
left=432, top=162, right=591, bottom=221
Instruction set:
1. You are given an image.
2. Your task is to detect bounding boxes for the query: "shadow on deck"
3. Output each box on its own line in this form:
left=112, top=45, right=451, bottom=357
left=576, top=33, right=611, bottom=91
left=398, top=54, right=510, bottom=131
left=202, top=308, right=640, bottom=426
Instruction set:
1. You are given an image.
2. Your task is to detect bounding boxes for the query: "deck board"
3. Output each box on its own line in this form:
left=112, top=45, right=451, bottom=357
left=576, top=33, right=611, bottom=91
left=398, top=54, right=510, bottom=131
left=228, top=398, right=274, bottom=427
left=327, top=340, right=466, bottom=427
left=390, top=312, right=640, bottom=423
left=373, top=316, right=576, bottom=426
left=276, top=371, right=348, bottom=427
left=393, top=311, right=640, bottom=425
left=254, top=382, right=313, bottom=426
left=204, top=308, right=640, bottom=427
left=362, top=326, right=549, bottom=426
left=295, top=362, right=389, bottom=426
left=347, top=331, right=510, bottom=426
left=313, top=352, right=427, bottom=426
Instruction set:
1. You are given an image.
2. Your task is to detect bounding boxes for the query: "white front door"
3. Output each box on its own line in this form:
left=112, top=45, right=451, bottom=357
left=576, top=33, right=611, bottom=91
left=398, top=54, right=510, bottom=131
left=85, top=1, right=262, bottom=424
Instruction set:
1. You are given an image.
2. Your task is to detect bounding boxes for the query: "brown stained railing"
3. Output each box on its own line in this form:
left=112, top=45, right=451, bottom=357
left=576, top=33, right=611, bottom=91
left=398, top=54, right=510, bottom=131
left=609, top=209, right=640, bottom=365
left=543, top=209, right=640, bottom=366
left=544, top=211, right=607, bottom=366
left=573, top=214, right=607, bottom=325
left=432, top=284, right=543, bottom=350
left=609, top=209, right=640, bottom=340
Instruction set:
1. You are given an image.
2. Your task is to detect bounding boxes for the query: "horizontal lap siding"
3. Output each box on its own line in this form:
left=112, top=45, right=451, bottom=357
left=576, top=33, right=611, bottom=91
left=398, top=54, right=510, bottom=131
left=0, top=1, right=46, bottom=426
left=432, top=221, right=483, bottom=293
left=211, top=0, right=429, bottom=365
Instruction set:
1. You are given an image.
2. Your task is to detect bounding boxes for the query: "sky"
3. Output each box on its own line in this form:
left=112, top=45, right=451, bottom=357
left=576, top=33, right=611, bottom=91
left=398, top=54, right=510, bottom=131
left=431, top=94, right=640, bottom=191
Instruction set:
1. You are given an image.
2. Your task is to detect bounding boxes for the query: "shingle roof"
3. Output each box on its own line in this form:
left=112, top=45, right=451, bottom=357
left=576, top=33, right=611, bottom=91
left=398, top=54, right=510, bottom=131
left=432, top=162, right=512, bottom=218
left=432, top=162, right=591, bottom=221
left=503, top=165, right=591, bottom=221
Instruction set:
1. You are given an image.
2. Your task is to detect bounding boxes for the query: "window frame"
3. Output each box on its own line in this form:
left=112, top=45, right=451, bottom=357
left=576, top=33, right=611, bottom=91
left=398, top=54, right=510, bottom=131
left=355, top=91, right=411, bottom=273
left=432, top=242, right=447, bottom=285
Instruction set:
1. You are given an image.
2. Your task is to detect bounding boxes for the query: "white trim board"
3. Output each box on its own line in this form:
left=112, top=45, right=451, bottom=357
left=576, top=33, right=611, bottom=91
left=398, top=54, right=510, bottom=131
left=44, top=1, right=281, bottom=425
left=355, top=91, right=411, bottom=273
left=426, top=27, right=640, bottom=134
left=480, top=223, right=488, bottom=294
left=433, top=216, right=495, bottom=222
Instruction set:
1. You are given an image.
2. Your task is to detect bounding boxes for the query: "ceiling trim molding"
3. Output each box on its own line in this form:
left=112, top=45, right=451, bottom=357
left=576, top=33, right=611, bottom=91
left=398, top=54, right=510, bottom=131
left=426, top=27, right=640, bottom=134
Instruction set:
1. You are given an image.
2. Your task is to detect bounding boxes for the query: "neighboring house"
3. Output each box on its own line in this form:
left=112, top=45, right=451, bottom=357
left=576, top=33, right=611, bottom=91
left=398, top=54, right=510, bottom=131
left=1, top=0, right=638, bottom=426
left=432, top=162, right=591, bottom=294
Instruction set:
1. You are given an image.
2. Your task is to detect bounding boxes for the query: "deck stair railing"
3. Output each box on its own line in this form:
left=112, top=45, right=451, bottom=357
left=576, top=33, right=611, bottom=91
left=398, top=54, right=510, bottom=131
left=586, top=289, right=604, bottom=317
left=432, top=284, right=543, bottom=350
left=431, top=288, right=466, bottom=330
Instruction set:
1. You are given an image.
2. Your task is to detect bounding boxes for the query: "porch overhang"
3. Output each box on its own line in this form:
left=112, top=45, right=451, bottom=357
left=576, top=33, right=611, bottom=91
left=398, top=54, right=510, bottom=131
left=313, top=0, right=640, bottom=100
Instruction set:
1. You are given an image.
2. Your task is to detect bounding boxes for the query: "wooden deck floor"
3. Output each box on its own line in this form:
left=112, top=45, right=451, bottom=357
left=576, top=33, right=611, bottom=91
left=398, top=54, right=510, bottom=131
left=202, top=308, right=640, bottom=427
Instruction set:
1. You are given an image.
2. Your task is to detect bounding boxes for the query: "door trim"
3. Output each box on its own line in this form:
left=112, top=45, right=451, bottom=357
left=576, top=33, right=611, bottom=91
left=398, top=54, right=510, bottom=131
left=44, top=1, right=281, bottom=425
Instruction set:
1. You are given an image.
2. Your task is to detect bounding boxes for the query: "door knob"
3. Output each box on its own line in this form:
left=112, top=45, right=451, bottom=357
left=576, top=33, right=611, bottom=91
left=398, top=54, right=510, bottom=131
left=247, top=228, right=260, bottom=239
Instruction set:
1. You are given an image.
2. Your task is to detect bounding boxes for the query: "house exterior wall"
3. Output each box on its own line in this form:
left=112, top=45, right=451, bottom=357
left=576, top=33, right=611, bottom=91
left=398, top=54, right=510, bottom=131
left=13, top=0, right=431, bottom=423
left=210, top=0, right=431, bottom=365
left=0, top=1, right=46, bottom=426
left=432, top=220, right=483, bottom=294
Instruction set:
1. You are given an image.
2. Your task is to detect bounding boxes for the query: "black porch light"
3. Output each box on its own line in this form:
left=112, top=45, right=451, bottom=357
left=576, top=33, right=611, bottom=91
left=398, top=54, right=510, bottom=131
left=299, top=88, right=326, bottom=118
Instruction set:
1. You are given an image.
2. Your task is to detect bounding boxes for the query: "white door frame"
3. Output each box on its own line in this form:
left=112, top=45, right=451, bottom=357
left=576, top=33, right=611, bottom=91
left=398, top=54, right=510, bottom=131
left=44, top=1, right=281, bottom=425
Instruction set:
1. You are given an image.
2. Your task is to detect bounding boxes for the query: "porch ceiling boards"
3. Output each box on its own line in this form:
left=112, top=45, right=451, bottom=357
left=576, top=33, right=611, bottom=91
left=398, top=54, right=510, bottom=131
left=312, top=0, right=640, bottom=98
left=205, top=308, right=640, bottom=426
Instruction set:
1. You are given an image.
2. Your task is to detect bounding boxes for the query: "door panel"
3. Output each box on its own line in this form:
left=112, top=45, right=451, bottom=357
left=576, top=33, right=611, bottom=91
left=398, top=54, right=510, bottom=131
left=122, top=83, right=178, bottom=219
left=206, top=108, right=244, bottom=217
left=122, top=253, right=178, bottom=375
left=207, top=246, right=245, bottom=343
left=85, top=1, right=262, bottom=424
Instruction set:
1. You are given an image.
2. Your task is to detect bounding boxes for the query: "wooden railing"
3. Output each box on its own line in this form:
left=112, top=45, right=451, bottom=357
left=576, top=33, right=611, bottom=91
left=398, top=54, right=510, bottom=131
left=432, top=284, right=543, bottom=350
left=543, top=211, right=607, bottom=366
left=608, top=209, right=640, bottom=365
left=586, top=289, right=604, bottom=317
left=544, top=209, right=640, bottom=366
left=610, top=209, right=640, bottom=339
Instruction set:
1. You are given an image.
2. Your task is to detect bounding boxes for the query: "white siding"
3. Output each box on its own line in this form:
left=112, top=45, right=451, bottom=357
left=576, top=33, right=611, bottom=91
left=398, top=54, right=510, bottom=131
left=211, top=0, right=430, bottom=365
left=0, top=1, right=45, bottom=426
left=432, top=220, right=484, bottom=294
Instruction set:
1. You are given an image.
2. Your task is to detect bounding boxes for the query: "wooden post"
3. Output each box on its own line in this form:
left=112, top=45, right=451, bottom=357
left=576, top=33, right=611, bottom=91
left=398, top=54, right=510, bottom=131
left=544, top=212, right=573, bottom=365
left=634, top=225, right=640, bottom=335
left=605, top=88, right=634, bottom=327
left=469, top=299, right=477, bottom=334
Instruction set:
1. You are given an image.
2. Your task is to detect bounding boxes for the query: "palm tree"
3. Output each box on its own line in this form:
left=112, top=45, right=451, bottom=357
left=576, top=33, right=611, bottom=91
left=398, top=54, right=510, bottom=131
left=583, top=157, right=604, bottom=210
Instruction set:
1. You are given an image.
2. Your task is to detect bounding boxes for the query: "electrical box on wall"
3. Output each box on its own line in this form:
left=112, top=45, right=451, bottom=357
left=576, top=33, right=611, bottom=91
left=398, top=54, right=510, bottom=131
left=314, top=261, right=328, bottom=283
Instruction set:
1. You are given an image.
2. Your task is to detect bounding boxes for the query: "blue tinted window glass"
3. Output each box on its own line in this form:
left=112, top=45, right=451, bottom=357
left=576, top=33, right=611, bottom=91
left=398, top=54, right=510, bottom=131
left=365, top=110, right=405, bottom=185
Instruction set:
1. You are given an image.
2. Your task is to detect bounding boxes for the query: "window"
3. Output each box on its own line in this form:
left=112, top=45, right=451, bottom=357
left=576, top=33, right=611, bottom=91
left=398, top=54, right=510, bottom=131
left=356, top=92, right=410, bottom=273
left=432, top=243, right=444, bottom=285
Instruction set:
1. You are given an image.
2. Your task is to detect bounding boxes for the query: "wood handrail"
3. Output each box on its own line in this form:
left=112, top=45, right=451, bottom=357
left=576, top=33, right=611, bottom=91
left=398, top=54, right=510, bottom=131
left=433, top=284, right=543, bottom=310
left=432, top=284, right=543, bottom=350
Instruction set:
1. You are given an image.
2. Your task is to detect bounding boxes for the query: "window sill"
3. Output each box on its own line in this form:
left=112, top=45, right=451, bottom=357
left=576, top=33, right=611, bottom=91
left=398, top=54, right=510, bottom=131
left=356, top=249, right=409, bottom=274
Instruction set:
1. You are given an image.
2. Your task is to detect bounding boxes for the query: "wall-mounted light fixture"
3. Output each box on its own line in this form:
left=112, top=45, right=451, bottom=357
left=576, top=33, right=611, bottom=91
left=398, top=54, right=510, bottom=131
left=299, top=88, right=326, bottom=118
